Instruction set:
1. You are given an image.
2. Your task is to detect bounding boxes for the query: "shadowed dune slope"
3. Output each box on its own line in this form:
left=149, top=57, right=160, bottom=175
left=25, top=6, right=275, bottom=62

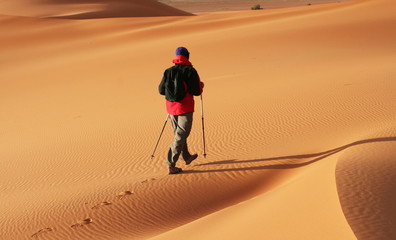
left=0, top=0, right=395, bottom=239
left=336, top=133, right=396, bottom=240
left=0, top=0, right=193, bottom=18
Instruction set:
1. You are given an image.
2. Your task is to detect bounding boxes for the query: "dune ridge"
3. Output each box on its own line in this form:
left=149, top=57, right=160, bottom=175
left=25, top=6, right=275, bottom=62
left=1, top=0, right=395, bottom=239
left=0, top=0, right=193, bottom=18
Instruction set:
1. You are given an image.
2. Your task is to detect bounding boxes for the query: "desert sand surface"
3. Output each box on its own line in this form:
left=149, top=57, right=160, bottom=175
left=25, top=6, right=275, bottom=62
left=160, top=0, right=351, bottom=13
left=1, top=0, right=395, bottom=239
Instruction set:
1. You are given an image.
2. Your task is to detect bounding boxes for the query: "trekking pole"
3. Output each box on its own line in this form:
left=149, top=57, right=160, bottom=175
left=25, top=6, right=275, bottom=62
left=151, top=114, right=169, bottom=159
left=200, top=94, right=207, bottom=158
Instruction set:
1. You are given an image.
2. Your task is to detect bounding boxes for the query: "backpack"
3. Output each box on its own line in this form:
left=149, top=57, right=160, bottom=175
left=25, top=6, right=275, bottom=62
left=164, top=65, right=188, bottom=102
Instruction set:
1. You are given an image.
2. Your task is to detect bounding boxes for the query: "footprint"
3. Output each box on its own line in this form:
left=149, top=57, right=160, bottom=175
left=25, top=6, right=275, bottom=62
left=31, top=227, right=53, bottom=238
left=117, top=191, right=133, bottom=199
left=71, top=218, right=93, bottom=228
left=91, top=201, right=112, bottom=210
left=141, top=178, right=156, bottom=184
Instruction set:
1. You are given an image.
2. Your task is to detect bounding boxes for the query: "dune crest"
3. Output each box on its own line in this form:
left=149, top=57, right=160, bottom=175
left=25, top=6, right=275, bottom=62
left=0, top=0, right=193, bottom=18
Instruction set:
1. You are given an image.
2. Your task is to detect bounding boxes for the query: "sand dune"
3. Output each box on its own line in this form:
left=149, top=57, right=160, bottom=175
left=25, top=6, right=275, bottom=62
left=0, top=0, right=395, bottom=239
left=0, top=0, right=192, bottom=18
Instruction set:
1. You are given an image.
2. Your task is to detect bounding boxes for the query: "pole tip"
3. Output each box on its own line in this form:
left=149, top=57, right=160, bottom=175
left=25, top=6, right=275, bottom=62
left=203, top=154, right=207, bottom=158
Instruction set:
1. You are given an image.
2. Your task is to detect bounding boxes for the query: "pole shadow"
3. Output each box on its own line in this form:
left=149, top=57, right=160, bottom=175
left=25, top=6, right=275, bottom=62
left=183, top=136, right=396, bottom=174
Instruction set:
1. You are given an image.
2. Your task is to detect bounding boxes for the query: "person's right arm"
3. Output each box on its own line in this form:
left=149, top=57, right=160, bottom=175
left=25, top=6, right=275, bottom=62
left=158, top=69, right=167, bottom=95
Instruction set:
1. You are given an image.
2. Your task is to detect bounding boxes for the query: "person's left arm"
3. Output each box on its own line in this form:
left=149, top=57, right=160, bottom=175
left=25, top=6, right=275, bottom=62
left=186, top=67, right=203, bottom=96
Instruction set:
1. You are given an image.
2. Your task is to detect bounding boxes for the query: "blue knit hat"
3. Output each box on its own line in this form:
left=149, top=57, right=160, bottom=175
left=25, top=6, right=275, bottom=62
left=175, top=47, right=190, bottom=59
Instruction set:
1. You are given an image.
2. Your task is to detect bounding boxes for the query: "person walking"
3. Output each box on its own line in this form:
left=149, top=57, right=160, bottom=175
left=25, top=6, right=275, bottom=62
left=159, top=47, right=204, bottom=174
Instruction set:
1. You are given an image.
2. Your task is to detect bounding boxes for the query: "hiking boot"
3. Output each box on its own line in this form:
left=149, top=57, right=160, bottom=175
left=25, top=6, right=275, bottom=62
left=169, top=166, right=183, bottom=175
left=184, top=154, right=198, bottom=165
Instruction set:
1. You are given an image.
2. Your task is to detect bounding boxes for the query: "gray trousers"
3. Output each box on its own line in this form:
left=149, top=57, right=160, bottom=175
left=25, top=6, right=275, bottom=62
left=167, top=112, right=193, bottom=167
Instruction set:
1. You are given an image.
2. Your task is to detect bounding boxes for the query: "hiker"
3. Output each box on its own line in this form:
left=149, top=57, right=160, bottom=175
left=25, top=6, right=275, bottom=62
left=158, top=47, right=204, bottom=174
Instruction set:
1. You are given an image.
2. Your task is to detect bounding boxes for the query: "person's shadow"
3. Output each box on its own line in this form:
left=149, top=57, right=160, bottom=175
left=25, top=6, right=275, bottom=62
left=183, top=136, right=396, bottom=174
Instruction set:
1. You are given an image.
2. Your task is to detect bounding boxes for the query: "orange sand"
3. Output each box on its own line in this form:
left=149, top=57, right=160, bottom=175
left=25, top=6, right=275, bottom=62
left=162, top=0, right=351, bottom=13
left=0, top=0, right=395, bottom=239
